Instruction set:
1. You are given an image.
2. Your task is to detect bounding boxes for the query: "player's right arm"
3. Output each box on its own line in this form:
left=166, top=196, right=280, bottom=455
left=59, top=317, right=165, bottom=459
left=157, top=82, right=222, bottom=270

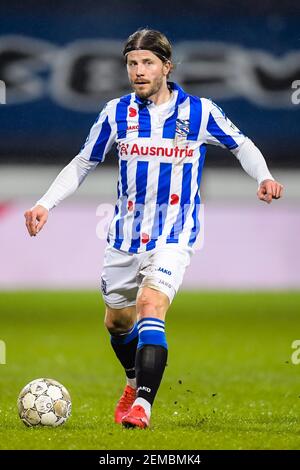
left=24, top=204, right=49, bottom=237
left=24, top=102, right=116, bottom=237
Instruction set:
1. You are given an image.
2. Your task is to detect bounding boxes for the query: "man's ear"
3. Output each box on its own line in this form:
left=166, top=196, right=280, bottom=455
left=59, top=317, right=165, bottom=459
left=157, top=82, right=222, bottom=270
left=163, top=61, right=172, bottom=77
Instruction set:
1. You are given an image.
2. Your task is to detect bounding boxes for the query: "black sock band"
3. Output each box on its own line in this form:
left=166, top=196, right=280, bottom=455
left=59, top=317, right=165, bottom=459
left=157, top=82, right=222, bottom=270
left=135, top=345, right=168, bottom=405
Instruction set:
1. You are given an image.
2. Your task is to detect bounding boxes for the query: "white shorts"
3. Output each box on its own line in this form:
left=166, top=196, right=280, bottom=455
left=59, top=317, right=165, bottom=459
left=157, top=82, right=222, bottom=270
left=100, top=244, right=193, bottom=309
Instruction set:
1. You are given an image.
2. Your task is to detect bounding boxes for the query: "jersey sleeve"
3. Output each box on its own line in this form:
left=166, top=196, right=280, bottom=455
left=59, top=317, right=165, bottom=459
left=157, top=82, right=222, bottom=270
left=201, top=99, right=274, bottom=185
left=79, top=101, right=116, bottom=163
left=35, top=103, right=117, bottom=211
left=203, top=99, right=246, bottom=149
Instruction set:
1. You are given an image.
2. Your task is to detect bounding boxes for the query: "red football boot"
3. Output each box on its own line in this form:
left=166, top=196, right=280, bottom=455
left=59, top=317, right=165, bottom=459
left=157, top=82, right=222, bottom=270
left=114, top=385, right=136, bottom=424
left=121, top=405, right=150, bottom=429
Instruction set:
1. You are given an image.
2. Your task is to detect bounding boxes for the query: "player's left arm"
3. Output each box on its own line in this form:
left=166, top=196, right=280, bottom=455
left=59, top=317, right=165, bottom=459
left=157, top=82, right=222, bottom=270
left=203, top=99, right=284, bottom=203
left=233, top=139, right=283, bottom=204
left=256, top=178, right=283, bottom=204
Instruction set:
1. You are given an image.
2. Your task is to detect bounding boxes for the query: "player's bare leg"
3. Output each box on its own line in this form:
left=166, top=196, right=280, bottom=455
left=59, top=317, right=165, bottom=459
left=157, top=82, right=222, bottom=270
left=122, top=287, right=170, bottom=429
left=104, top=305, right=138, bottom=423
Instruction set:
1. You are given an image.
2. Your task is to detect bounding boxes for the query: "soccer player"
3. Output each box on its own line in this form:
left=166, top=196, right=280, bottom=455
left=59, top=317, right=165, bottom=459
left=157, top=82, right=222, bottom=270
left=24, top=29, right=283, bottom=429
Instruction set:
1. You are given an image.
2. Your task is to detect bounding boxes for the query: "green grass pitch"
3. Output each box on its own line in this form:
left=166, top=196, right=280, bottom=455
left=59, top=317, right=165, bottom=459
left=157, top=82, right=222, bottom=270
left=0, top=291, right=300, bottom=450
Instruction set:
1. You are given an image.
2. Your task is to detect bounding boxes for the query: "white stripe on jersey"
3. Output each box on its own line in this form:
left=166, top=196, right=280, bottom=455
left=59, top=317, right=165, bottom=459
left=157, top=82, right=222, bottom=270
left=162, top=97, right=193, bottom=247
left=178, top=147, right=202, bottom=248
left=139, top=159, right=161, bottom=247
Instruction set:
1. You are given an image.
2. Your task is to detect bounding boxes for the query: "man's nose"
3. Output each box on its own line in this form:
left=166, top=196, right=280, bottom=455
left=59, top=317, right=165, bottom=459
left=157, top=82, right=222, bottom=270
left=136, top=64, right=145, bottom=76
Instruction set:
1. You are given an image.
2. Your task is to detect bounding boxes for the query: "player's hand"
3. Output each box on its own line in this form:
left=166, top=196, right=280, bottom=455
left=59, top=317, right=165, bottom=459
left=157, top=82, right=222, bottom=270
left=257, top=179, right=284, bottom=204
left=24, top=205, right=49, bottom=237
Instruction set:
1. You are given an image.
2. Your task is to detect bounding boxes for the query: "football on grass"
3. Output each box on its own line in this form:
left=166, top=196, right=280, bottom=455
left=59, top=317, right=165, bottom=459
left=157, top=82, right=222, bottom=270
left=17, top=378, right=71, bottom=427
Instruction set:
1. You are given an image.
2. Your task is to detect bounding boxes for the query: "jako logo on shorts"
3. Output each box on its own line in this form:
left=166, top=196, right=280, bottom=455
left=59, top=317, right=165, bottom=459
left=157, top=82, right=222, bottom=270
left=158, top=267, right=172, bottom=275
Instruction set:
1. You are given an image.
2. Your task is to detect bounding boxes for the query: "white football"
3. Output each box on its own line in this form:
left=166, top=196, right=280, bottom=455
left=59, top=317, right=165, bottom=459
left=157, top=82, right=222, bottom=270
left=17, top=378, right=71, bottom=427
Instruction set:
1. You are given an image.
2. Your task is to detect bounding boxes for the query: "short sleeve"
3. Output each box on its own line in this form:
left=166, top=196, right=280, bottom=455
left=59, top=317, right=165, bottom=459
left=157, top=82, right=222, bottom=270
left=203, top=99, right=246, bottom=150
left=79, top=102, right=116, bottom=163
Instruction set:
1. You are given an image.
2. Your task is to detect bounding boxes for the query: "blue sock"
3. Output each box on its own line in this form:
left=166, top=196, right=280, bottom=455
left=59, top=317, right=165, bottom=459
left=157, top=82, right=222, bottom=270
left=137, top=317, right=168, bottom=350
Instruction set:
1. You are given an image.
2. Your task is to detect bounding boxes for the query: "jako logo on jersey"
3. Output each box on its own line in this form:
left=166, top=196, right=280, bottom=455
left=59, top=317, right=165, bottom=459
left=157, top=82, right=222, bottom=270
left=119, top=143, right=194, bottom=158
left=127, top=124, right=139, bottom=131
left=158, top=267, right=172, bottom=275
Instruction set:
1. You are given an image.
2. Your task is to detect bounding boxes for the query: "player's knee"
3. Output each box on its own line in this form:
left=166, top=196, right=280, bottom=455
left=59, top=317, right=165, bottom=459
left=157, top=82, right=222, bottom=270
left=104, top=307, right=135, bottom=334
left=136, top=288, right=168, bottom=319
left=104, top=316, right=133, bottom=334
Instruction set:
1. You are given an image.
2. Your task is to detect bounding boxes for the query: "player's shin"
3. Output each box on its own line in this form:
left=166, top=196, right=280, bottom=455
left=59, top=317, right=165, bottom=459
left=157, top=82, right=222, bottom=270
left=133, top=317, right=168, bottom=418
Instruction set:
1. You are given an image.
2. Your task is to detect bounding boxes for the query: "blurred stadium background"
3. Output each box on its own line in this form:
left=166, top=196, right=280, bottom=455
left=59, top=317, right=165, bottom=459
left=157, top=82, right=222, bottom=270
left=0, top=0, right=299, bottom=290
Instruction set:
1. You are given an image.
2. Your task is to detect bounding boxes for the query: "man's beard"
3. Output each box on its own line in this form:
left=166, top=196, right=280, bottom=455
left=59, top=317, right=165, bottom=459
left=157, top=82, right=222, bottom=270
left=131, top=75, right=164, bottom=100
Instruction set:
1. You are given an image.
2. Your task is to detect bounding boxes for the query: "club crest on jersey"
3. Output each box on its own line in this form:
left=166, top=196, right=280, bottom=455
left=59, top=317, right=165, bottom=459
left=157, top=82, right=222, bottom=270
left=175, top=119, right=190, bottom=137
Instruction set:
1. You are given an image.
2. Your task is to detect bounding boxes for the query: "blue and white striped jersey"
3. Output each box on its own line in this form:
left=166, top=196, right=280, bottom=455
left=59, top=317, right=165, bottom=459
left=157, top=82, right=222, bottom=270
left=79, top=82, right=246, bottom=253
